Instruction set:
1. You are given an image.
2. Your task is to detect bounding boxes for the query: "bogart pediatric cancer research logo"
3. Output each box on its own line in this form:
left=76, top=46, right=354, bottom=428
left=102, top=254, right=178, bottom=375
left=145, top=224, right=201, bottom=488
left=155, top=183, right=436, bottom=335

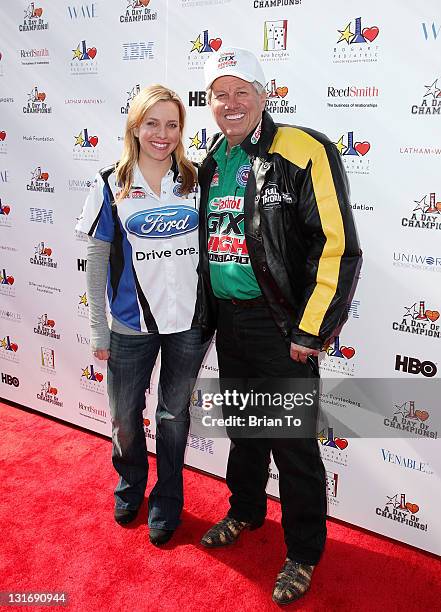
left=80, top=364, right=104, bottom=394
left=333, top=17, right=380, bottom=63
left=384, top=400, right=438, bottom=439
left=120, top=0, right=157, bottom=23
left=402, top=192, right=441, bottom=231
left=78, top=292, right=89, bottom=318
left=34, top=313, right=60, bottom=340
left=187, top=128, right=208, bottom=163
left=30, top=242, right=57, bottom=268
left=19, top=3, right=49, bottom=32
left=318, top=426, right=349, bottom=468
left=392, top=300, right=440, bottom=339
left=335, top=130, right=371, bottom=175
left=411, top=78, right=441, bottom=116
left=37, top=381, right=63, bottom=407
left=320, top=336, right=357, bottom=377
left=23, top=86, right=52, bottom=114
left=70, top=40, right=98, bottom=75
left=265, top=79, right=296, bottom=115
left=121, top=84, right=140, bottom=114
left=376, top=493, right=428, bottom=532
left=188, top=29, right=222, bottom=70
left=73, top=128, right=99, bottom=161
left=0, top=335, right=19, bottom=363
left=27, top=167, right=54, bottom=193
left=0, top=198, right=12, bottom=227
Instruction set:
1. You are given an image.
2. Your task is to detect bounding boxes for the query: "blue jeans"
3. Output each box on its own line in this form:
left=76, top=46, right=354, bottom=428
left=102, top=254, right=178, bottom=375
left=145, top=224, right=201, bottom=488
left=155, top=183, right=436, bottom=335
left=107, top=328, right=210, bottom=530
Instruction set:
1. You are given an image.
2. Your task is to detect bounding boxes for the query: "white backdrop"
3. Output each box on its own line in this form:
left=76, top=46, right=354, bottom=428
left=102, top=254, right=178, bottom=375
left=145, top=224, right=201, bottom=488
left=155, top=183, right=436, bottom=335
left=0, top=0, right=440, bottom=555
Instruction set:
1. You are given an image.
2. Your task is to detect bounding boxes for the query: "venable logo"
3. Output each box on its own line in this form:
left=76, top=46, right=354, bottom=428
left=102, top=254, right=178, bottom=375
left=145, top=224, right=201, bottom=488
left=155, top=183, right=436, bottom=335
left=392, top=300, right=440, bottom=339
left=34, top=313, right=60, bottom=339
left=265, top=78, right=296, bottom=115
left=422, top=22, right=440, bottom=41
left=120, top=0, right=158, bottom=24
left=126, top=206, right=199, bottom=239
left=402, top=192, right=441, bottom=230
left=335, top=131, right=371, bottom=175
left=411, top=78, right=441, bottom=115
left=381, top=449, right=433, bottom=475
left=333, top=17, right=379, bottom=63
left=23, top=86, right=52, bottom=114
left=1, top=372, right=19, bottom=387
left=121, top=84, right=140, bottom=114
left=71, top=40, right=98, bottom=74
left=67, top=3, right=97, bottom=19
left=73, top=128, right=99, bottom=161
left=27, top=167, right=54, bottom=193
left=30, top=242, right=57, bottom=268
left=20, top=3, right=49, bottom=32
left=384, top=400, right=437, bottom=439
left=395, top=355, right=437, bottom=377
left=29, top=207, right=53, bottom=223
left=37, top=381, right=63, bottom=406
left=122, top=42, right=154, bottom=61
left=376, top=493, right=427, bottom=532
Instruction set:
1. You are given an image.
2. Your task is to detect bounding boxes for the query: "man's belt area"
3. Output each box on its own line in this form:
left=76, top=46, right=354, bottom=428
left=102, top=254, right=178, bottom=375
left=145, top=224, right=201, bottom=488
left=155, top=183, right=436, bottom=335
left=220, top=295, right=267, bottom=308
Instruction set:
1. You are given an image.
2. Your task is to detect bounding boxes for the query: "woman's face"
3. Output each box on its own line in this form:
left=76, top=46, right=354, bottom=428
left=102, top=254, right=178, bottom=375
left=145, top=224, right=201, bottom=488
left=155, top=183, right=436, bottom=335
left=135, top=100, right=181, bottom=163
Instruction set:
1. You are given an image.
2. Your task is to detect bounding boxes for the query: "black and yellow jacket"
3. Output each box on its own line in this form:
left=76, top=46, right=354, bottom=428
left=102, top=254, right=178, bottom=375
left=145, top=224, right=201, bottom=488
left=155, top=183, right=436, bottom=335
left=197, top=111, right=362, bottom=350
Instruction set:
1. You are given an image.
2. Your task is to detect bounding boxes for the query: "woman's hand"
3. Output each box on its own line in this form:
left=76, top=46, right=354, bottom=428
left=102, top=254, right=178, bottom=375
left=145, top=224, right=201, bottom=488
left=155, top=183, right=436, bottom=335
left=93, top=348, right=110, bottom=361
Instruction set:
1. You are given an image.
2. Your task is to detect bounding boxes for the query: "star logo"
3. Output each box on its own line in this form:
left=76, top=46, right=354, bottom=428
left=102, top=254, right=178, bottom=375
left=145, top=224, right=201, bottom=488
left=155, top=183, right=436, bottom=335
left=334, top=135, right=346, bottom=155
left=0, top=337, right=7, bottom=349
left=423, top=79, right=441, bottom=99
left=74, top=131, right=85, bottom=146
left=190, top=34, right=203, bottom=53
left=82, top=366, right=90, bottom=379
left=189, top=131, right=202, bottom=149
left=337, top=23, right=354, bottom=44
left=72, top=44, right=83, bottom=61
left=403, top=303, right=418, bottom=319
left=79, top=292, right=88, bottom=307
left=412, top=196, right=427, bottom=213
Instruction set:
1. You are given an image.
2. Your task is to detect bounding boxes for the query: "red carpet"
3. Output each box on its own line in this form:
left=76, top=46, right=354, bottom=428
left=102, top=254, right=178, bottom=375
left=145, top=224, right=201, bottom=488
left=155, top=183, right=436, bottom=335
left=1, top=400, right=440, bottom=612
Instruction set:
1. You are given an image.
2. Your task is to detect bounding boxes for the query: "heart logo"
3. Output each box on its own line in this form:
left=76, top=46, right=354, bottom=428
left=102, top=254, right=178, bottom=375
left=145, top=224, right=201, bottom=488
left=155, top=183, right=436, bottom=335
left=143, top=418, right=150, bottom=426
left=34, top=8, right=43, bottom=18
left=354, top=141, right=370, bottom=156
left=87, top=47, right=97, bottom=60
left=10, top=343, right=18, bottom=352
left=40, top=172, right=49, bottom=181
left=209, top=38, right=222, bottom=52
left=0, top=131, right=6, bottom=141
left=44, top=248, right=52, bottom=256
left=405, top=502, right=419, bottom=514
left=89, top=136, right=99, bottom=147
left=95, top=372, right=104, bottom=382
left=47, top=319, right=55, bottom=327
left=334, top=438, right=348, bottom=450
left=2, top=206, right=10, bottom=215
left=276, top=86, right=288, bottom=98
left=362, top=26, right=379, bottom=42
left=139, top=0, right=150, bottom=5
left=415, top=410, right=429, bottom=422
left=435, top=202, right=441, bottom=212
left=340, top=346, right=356, bottom=359
left=37, top=92, right=46, bottom=102
left=50, top=387, right=58, bottom=395
left=425, top=310, right=439, bottom=322
left=6, top=276, right=14, bottom=285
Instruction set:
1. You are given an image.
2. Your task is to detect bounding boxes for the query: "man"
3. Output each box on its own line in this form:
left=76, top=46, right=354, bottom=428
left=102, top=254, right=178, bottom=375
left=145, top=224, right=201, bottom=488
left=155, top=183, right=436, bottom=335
left=197, top=47, right=361, bottom=604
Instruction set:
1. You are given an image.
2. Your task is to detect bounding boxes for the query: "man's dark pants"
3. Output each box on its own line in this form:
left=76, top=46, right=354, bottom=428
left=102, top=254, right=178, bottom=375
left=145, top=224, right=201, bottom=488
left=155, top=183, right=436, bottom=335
left=216, top=298, right=327, bottom=565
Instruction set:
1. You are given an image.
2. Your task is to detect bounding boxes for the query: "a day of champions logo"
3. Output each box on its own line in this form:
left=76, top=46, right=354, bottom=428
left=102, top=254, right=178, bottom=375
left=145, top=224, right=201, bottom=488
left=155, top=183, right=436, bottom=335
left=335, top=131, right=371, bottom=175
left=120, top=0, right=157, bottom=23
left=188, top=29, right=222, bottom=71
left=70, top=40, right=98, bottom=75
left=402, top=192, right=441, bottom=231
left=23, top=86, right=52, bottom=114
left=121, top=84, right=140, bottom=114
left=20, top=3, right=49, bottom=32
left=318, top=426, right=349, bottom=468
left=34, top=313, right=60, bottom=340
left=325, top=471, right=339, bottom=508
left=0, top=198, right=12, bottom=227
left=37, top=381, right=63, bottom=407
left=0, top=130, right=7, bottom=155
left=78, top=292, right=89, bottom=318
left=0, top=268, right=15, bottom=297
left=73, top=128, right=99, bottom=161
left=411, top=78, right=441, bottom=116
left=30, top=242, right=57, bottom=269
left=376, top=493, right=428, bottom=532
left=384, top=400, right=438, bottom=439
left=265, top=79, right=296, bottom=115
left=80, top=364, right=104, bottom=394
left=321, top=336, right=357, bottom=377
left=333, top=17, right=380, bottom=64
left=392, top=300, right=440, bottom=339
left=27, top=167, right=54, bottom=193
left=261, top=20, right=289, bottom=63
left=0, top=335, right=19, bottom=363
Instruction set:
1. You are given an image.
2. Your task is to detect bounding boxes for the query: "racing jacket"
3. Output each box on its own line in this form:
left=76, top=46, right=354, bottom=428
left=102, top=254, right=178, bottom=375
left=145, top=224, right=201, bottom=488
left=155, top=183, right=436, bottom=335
left=197, top=110, right=362, bottom=350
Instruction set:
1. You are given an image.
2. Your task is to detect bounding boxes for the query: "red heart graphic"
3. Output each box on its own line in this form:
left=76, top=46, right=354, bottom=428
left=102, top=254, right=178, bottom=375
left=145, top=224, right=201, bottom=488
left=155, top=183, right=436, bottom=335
left=209, top=38, right=222, bottom=52
left=87, top=47, right=97, bottom=60
left=425, top=310, right=439, bottom=322
left=143, top=418, right=150, bottom=426
left=276, top=86, right=288, bottom=98
left=34, top=8, right=43, bottom=18
left=0, top=53, right=2, bottom=60
left=10, top=343, right=18, bottom=352
left=2, top=206, right=10, bottom=215
left=415, top=410, right=429, bottom=422
left=40, top=172, right=49, bottom=181
left=340, top=346, right=356, bottom=359
left=89, top=136, right=98, bottom=147
left=95, top=372, right=103, bottom=382
left=6, top=276, right=14, bottom=285
left=435, top=202, right=441, bottom=212
left=405, top=502, right=419, bottom=514
left=362, top=26, right=379, bottom=42
left=334, top=438, right=348, bottom=450
left=37, top=92, right=46, bottom=102
left=0, top=131, right=6, bottom=141
left=139, top=0, right=150, bottom=5
left=50, top=387, right=58, bottom=395
left=44, top=248, right=52, bottom=256
left=354, top=142, right=370, bottom=156
left=47, top=319, right=55, bottom=327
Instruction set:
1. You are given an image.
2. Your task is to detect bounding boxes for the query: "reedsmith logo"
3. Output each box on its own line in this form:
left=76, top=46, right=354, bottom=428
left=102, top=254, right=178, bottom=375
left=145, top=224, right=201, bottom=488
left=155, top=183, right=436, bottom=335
left=333, top=17, right=380, bottom=63
left=120, top=0, right=157, bottom=23
left=384, top=400, right=437, bottom=439
left=20, top=3, right=49, bottom=32
left=20, top=47, right=50, bottom=66
left=411, top=79, right=441, bottom=115
left=23, top=86, right=52, bottom=114
left=402, top=192, right=441, bottom=231
left=392, top=300, right=440, bottom=339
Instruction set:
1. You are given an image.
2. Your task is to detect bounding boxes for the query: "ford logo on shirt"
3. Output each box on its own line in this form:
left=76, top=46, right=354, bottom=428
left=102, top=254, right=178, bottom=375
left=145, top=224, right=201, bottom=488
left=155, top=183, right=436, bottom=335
left=125, top=206, right=199, bottom=239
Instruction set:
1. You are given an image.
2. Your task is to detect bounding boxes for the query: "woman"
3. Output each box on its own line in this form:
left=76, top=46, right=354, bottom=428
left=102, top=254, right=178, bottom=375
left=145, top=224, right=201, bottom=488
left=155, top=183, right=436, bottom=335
left=76, top=85, right=210, bottom=545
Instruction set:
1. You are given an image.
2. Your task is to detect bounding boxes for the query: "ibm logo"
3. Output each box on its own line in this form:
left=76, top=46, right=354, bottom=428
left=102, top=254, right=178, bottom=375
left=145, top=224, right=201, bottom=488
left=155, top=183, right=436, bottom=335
left=30, top=208, right=54, bottom=224
left=122, top=42, right=154, bottom=61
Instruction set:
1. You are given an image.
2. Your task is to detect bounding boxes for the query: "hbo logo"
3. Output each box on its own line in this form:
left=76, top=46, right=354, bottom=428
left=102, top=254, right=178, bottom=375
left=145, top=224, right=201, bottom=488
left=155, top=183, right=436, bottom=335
left=395, top=355, right=437, bottom=378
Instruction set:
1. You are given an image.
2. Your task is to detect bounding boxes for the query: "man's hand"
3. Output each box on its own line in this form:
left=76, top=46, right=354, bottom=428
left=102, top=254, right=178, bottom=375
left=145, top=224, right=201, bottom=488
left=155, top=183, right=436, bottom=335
left=290, top=342, right=320, bottom=363
left=93, top=348, right=110, bottom=361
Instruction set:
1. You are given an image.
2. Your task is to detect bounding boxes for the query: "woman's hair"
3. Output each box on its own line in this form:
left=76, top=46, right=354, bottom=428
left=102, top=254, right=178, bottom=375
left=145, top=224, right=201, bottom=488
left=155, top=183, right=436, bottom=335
left=115, top=84, right=196, bottom=201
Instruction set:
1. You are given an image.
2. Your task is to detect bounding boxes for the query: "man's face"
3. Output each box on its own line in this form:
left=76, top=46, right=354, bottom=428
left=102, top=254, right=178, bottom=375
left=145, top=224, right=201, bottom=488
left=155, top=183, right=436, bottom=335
left=209, top=76, right=267, bottom=148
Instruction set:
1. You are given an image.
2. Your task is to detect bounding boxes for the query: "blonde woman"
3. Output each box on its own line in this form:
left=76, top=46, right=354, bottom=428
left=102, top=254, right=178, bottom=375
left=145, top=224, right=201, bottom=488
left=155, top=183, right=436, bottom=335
left=76, top=85, right=210, bottom=545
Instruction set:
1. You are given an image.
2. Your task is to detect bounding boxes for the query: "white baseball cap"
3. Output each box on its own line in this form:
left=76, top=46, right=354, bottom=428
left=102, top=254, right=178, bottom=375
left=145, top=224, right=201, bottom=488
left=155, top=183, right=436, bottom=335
left=204, top=47, right=266, bottom=90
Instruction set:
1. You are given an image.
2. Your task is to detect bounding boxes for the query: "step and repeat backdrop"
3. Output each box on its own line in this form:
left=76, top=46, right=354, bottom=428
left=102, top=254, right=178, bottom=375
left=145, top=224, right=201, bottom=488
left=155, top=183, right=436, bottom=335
left=1, top=1, right=440, bottom=554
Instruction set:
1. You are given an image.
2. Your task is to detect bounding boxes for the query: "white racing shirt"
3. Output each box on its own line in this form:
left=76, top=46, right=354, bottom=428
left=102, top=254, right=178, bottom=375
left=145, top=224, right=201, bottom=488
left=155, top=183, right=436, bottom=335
left=76, top=163, right=200, bottom=334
